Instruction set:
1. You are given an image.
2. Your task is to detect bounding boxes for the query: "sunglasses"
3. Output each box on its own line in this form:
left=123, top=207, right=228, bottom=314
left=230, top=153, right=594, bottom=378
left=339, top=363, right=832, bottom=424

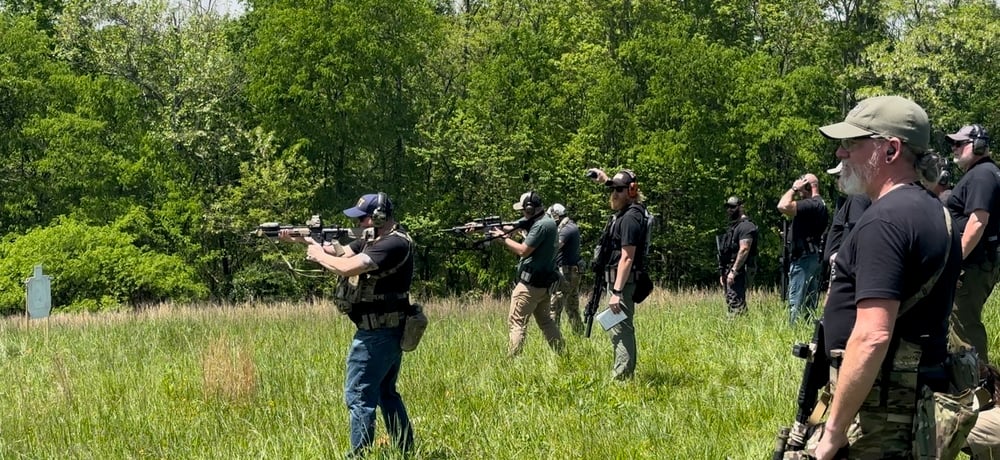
left=839, top=135, right=880, bottom=152
left=610, top=186, right=628, bottom=193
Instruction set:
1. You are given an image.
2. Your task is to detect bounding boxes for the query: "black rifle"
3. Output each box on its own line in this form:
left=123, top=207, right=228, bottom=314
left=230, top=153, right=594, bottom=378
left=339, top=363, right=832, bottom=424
left=780, top=219, right=790, bottom=301
left=774, top=320, right=848, bottom=459
left=252, top=215, right=359, bottom=244
left=583, top=271, right=604, bottom=338
left=715, top=234, right=725, bottom=279
left=584, top=215, right=614, bottom=338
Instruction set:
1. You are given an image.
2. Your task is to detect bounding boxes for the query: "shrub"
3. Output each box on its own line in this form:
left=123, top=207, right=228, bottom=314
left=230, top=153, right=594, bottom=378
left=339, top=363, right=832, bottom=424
left=0, top=217, right=208, bottom=314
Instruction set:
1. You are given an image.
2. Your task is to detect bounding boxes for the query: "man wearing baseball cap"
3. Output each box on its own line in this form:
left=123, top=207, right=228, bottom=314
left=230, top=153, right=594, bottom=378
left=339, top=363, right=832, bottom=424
left=944, top=123, right=1000, bottom=365
left=489, top=191, right=563, bottom=356
left=805, top=95, right=960, bottom=459
left=718, top=196, right=757, bottom=317
left=587, top=168, right=654, bottom=380
left=546, top=203, right=585, bottom=335
left=279, top=192, right=417, bottom=457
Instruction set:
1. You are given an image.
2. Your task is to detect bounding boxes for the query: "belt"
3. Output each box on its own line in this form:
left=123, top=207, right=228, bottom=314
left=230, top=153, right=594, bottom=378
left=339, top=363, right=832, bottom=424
left=605, top=269, right=635, bottom=284
left=371, top=292, right=409, bottom=301
left=356, top=311, right=405, bottom=330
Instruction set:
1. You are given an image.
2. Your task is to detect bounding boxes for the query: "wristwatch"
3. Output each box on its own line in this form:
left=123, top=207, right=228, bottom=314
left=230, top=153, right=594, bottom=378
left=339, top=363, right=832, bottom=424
left=611, top=288, right=623, bottom=295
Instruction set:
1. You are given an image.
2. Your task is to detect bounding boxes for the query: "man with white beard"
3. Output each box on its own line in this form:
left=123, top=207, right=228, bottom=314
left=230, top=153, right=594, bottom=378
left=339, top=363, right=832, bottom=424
left=810, top=95, right=961, bottom=459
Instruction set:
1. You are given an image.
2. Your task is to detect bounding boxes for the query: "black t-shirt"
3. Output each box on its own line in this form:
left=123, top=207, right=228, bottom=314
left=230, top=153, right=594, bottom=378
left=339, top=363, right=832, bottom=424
left=722, top=217, right=758, bottom=267
left=823, top=185, right=960, bottom=366
left=347, top=229, right=414, bottom=314
left=790, top=195, right=829, bottom=257
left=607, top=204, right=648, bottom=271
left=824, top=194, right=872, bottom=259
left=556, top=219, right=581, bottom=267
left=946, top=157, right=1000, bottom=263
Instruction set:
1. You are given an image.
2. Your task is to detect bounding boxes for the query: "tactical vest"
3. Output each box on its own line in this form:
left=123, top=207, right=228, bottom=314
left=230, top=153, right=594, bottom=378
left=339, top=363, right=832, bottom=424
left=333, top=229, right=413, bottom=314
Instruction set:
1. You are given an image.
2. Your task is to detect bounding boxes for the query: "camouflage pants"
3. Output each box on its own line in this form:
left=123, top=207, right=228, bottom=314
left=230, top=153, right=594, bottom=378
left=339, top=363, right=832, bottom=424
left=785, top=341, right=923, bottom=459
left=550, top=265, right=583, bottom=335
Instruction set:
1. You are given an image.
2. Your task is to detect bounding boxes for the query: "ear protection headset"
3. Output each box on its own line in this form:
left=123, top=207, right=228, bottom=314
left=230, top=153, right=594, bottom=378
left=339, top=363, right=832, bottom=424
left=968, top=124, right=990, bottom=154
left=621, top=170, right=639, bottom=198
left=522, top=191, right=541, bottom=215
left=371, top=192, right=392, bottom=226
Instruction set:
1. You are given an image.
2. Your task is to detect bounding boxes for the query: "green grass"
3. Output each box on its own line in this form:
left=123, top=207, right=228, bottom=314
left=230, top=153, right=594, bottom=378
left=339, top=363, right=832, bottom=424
left=1, top=289, right=997, bottom=459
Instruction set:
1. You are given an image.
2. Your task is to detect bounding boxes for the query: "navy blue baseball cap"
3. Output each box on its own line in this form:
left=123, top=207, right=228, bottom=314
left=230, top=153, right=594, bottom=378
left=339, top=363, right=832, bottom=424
left=343, top=194, right=380, bottom=218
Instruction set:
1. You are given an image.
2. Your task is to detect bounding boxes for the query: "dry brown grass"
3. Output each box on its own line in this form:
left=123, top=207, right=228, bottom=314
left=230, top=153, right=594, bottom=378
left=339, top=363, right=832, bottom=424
left=201, top=334, right=258, bottom=404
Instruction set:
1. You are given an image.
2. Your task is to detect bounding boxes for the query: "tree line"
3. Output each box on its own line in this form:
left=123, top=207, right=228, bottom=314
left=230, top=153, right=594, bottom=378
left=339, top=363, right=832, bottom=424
left=1, top=0, right=999, bottom=313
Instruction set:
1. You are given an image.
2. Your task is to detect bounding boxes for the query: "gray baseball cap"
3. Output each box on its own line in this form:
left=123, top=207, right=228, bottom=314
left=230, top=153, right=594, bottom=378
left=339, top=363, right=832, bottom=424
left=819, top=95, right=930, bottom=151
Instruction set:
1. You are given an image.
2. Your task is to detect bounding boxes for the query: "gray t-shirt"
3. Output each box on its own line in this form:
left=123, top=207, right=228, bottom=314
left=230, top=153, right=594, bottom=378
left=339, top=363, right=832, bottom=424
left=556, top=218, right=581, bottom=267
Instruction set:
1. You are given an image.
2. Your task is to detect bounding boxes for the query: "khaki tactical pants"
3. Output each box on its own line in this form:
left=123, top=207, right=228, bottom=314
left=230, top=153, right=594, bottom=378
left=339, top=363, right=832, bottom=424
left=508, top=282, right=563, bottom=356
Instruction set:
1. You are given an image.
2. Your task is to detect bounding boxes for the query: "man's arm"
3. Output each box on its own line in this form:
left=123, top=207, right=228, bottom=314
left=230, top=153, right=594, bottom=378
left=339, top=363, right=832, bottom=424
left=490, top=228, right=537, bottom=257
left=306, top=243, right=374, bottom=277
left=609, top=245, right=636, bottom=313
left=815, top=298, right=898, bottom=460
left=961, top=209, right=990, bottom=260
left=778, top=178, right=810, bottom=216
left=734, top=239, right=752, bottom=272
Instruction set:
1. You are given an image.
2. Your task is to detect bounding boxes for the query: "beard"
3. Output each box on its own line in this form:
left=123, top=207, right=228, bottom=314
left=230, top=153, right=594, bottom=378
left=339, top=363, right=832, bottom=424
left=838, top=150, right=879, bottom=195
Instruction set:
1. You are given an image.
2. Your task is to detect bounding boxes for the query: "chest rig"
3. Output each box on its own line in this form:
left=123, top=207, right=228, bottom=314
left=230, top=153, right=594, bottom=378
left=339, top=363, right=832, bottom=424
left=334, top=229, right=413, bottom=314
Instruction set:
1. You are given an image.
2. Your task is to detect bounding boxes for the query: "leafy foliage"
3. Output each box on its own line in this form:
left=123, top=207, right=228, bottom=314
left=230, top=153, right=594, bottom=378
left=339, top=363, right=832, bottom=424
left=0, top=218, right=207, bottom=314
left=1, top=0, right=999, bottom=307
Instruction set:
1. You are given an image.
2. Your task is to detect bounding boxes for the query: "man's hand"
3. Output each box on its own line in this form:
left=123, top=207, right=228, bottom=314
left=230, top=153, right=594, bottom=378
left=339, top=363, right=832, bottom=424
left=587, top=168, right=609, bottom=183
left=726, top=271, right=736, bottom=286
left=277, top=229, right=308, bottom=244
left=792, top=178, right=809, bottom=192
left=815, top=426, right=849, bottom=460
left=609, top=292, right=622, bottom=314
left=719, top=276, right=725, bottom=288
left=305, top=241, right=325, bottom=261
left=488, top=228, right=506, bottom=239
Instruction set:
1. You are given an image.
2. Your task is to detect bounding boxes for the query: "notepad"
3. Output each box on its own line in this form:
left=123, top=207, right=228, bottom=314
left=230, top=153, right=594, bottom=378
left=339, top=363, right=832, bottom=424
left=596, top=308, right=627, bottom=330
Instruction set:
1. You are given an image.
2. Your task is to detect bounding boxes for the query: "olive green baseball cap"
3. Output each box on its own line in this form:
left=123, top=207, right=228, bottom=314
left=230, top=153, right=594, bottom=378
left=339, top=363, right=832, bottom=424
left=819, top=95, right=930, bottom=151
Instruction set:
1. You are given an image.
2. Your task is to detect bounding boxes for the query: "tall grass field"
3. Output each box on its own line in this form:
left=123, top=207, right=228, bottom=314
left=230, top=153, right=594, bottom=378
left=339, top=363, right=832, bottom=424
left=1, top=289, right=997, bottom=459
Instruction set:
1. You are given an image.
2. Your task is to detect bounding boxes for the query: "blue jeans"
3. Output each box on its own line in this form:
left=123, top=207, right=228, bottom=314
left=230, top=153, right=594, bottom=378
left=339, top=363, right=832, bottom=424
left=788, top=253, right=820, bottom=325
left=344, top=326, right=413, bottom=455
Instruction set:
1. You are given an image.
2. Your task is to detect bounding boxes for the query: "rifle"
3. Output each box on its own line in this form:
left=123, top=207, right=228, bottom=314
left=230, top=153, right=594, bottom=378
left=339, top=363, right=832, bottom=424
left=774, top=320, right=847, bottom=459
left=252, top=215, right=360, bottom=244
left=780, top=219, right=790, bottom=301
left=584, top=215, right=614, bottom=338
left=583, top=270, right=604, bottom=338
left=441, top=216, right=532, bottom=248
left=440, top=216, right=503, bottom=234
left=715, top=234, right=725, bottom=279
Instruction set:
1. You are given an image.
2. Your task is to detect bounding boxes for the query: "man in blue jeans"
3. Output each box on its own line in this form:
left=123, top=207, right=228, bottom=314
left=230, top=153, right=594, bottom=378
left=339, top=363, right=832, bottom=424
left=778, top=173, right=829, bottom=325
left=279, top=192, right=415, bottom=457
